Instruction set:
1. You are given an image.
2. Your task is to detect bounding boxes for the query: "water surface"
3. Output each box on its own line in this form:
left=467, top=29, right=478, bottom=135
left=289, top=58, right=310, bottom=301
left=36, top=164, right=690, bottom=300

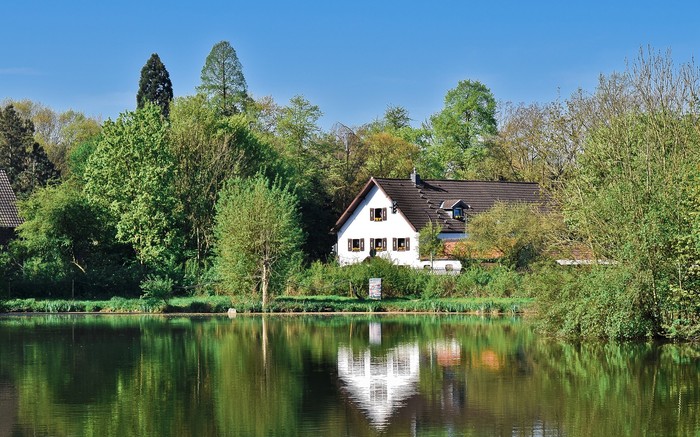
left=0, top=314, right=698, bottom=436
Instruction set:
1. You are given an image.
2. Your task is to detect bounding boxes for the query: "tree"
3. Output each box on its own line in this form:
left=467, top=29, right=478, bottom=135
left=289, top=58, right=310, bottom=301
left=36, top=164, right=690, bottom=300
left=384, top=105, right=411, bottom=130
left=198, top=41, right=248, bottom=116
left=137, top=53, right=174, bottom=118
left=2, top=100, right=102, bottom=176
left=169, top=95, right=279, bottom=263
left=427, top=80, right=497, bottom=178
left=214, top=175, right=303, bottom=307
left=465, top=202, right=551, bottom=269
left=13, top=182, right=115, bottom=280
left=0, top=105, right=58, bottom=198
left=418, top=220, right=444, bottom=271
left=83, top=104, right=182, bottom=268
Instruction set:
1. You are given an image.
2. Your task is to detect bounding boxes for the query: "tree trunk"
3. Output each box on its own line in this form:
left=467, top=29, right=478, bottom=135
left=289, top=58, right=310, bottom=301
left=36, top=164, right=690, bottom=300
left=261, top=262, right=269, bottom=308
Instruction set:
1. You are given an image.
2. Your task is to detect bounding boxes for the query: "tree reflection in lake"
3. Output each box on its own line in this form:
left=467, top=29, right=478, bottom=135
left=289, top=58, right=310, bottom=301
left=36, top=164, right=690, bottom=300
left=0, top=315, right=698, bottom=436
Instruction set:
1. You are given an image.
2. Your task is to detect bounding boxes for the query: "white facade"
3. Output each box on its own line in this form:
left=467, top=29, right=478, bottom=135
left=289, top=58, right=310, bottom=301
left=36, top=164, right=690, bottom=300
left=336, top=185, right=463, bottom=271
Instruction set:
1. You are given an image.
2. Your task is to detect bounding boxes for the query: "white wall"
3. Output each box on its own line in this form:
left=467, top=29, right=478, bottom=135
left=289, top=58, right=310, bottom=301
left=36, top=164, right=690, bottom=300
left=336, top=185, right=462, bottom=271
left=337, top=185, right=418, bottom=266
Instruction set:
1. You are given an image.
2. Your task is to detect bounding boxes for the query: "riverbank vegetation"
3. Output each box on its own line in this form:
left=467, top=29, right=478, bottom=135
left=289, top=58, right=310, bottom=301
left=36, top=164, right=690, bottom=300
left=1, top=46, right=699, bottom=339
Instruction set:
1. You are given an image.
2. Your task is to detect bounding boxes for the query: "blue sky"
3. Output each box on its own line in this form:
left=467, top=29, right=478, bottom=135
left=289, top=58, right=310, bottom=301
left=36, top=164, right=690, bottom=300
left=1, top=1, right=698, bottom=129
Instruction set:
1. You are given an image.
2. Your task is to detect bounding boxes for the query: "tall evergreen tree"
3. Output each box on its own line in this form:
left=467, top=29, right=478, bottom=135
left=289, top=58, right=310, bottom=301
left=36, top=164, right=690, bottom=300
left=198, top=41, right=248, bottom=116
left=0, top=105, right=57, bottom=197
left=136, top=53, right=174, bottom=118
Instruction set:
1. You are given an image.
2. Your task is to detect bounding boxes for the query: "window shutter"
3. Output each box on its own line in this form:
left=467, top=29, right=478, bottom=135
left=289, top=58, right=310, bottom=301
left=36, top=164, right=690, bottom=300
left=382, top=208, right=387, bottom=221
left=383, top=238, right=387, bottom=249
left=406, top=238, right=410, bottom=250
left=370, top=209, right=373, bottom=221
left=360, top=239, right=365, bottom=251
left=393, top=238, right=397, bottom=251
left=348, top=239, right=352, bottom=251
left=370, top=238, right=374, bottom=248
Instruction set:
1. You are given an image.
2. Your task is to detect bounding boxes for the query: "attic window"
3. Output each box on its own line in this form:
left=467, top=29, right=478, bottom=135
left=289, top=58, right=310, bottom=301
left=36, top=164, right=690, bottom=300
left=453, top=207, right=463, bottom=220
left=371, top=207, right=387, bottom=222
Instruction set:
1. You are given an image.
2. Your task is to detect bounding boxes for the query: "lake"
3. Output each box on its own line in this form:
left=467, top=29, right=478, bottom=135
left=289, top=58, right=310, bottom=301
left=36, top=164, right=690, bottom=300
left=0, top=314, right=698, bottom=436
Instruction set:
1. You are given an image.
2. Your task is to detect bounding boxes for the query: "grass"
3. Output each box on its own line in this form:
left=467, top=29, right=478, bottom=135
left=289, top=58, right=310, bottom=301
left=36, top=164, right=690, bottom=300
left=0, top=295, right=533, bottom=315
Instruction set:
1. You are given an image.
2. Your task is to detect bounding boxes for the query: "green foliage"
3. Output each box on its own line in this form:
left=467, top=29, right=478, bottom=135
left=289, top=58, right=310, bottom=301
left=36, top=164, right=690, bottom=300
left=140, top=275, right=174, bottom=308
left=169, top=95, right=280, bottom=263
left=426, top=80, right=497, bottom=178
left=12, top=181, right=116, bottom=280
left=137, top=53, right=174, bottom=118
left=531, top=264, right=655, bottom=339
left=214, top=175, right=304, bottom=305
left=557, top=51, right=700, bottom=337
left=465, top=202, right=554, bottom=269
left=198, top=41, right=248, bottom=116
left=0, top=104, right=58, bottom=198
left=84, top=104, right=183, bottom=268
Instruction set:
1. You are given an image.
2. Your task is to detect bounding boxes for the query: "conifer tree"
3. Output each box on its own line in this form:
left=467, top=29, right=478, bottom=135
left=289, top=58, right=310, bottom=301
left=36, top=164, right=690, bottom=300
left=137, top=53, right=174, bottom=118
left=198, top=41, right=248, bottom=116
left=0, top=105, right=58, bottom=197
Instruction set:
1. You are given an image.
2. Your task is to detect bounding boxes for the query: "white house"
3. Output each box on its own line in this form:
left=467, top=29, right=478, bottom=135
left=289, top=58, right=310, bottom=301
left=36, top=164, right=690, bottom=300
left=332, top=171, right=542, bottom=271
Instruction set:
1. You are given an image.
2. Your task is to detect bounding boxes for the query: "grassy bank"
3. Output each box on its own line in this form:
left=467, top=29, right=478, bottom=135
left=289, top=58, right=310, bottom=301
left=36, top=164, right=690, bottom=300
left=0, top=295, right=532, bottom=315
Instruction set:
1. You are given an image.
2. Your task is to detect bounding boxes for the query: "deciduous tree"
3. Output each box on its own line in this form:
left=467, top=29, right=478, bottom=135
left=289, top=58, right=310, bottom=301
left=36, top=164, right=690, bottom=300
left=214, top=175, right=303, bottom=306
left=427, top=80, right=497, bottom=178
left=83, top=104, right=182, bottom=268
left=198, top=41, right=248, bottom=116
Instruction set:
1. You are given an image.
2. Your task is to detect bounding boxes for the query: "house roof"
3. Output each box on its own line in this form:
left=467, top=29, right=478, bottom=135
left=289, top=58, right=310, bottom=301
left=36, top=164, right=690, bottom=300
left=333, top=176, right=543, bottom=233
left=0, top=170, right=21, bottom=228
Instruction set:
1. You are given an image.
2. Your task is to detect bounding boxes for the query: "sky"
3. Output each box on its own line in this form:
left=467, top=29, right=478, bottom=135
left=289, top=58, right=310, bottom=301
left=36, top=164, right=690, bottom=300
left=2, top=1, right=699, bottom=130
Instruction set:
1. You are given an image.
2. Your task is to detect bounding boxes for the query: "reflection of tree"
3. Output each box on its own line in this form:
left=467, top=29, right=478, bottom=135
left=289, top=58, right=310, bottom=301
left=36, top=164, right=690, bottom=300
left=1, top=316, right=699, bottom=436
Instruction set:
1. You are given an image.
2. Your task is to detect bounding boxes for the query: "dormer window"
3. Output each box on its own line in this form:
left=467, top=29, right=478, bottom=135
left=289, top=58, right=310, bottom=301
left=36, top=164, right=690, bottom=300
left=440, top=199, right=468, bottom=221
left=370, top=207, right=387, bottom=222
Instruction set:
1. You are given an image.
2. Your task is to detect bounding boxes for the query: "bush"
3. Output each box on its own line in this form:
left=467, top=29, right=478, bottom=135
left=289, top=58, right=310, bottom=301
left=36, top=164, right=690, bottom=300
left=140, top=275, right=174, bottom=305
left=531, top=264, right=655, bottom=339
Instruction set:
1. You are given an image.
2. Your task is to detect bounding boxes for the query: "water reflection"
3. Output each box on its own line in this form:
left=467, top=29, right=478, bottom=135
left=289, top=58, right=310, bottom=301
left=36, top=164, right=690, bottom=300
left=337, top=342, right=420, bottom=429
left=0, top=315, right=699, bottom=436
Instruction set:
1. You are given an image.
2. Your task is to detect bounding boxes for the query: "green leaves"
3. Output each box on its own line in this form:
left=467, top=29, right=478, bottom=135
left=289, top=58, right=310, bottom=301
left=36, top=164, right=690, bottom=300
left=214, top=175, right=304, bottom=305
left=84, top=104, right=182, bottom=268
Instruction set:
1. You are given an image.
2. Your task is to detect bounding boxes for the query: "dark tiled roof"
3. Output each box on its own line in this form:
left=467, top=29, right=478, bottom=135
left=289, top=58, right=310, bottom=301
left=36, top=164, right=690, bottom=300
left=0, top=170, right=21, bottom=228
left=334, top=177, right=543, bottom=233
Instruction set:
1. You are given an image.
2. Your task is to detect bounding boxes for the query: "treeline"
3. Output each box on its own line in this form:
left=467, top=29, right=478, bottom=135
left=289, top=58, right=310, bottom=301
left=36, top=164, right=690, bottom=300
left=1, top=44, right=699, bottom=339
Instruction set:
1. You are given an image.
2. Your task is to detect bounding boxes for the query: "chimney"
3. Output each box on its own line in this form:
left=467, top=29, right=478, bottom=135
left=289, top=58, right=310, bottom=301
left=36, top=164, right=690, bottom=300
left=410, top=168, right=422, bottom=187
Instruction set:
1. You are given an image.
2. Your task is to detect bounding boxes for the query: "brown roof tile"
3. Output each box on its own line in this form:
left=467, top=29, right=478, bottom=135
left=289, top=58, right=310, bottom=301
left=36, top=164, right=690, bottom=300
left=0, top=170, right=21, bottom=228
left=334, top=177, right=544, bottom=233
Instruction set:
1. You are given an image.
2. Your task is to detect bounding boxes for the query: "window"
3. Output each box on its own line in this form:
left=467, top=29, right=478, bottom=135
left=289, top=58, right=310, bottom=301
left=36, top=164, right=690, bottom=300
left=392, top=237, right=410, bottom=252
left=453, top=207, right=463, bottom=219
left=347, top=238, right=365, bottom=252
left=370, top=207, right=387, bottom=222
left=370, top=238, right=387, bottom=252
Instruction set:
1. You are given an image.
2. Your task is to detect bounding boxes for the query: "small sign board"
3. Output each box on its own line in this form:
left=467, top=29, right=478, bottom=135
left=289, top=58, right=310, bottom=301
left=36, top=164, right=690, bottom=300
left=369, top=278, right=382, bottom=300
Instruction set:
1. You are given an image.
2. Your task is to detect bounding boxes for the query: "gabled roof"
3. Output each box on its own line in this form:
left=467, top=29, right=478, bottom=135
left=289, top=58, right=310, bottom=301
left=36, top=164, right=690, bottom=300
left=333, top=176, right=543, bottom=233
left=0, top=170, right=21, bottom=228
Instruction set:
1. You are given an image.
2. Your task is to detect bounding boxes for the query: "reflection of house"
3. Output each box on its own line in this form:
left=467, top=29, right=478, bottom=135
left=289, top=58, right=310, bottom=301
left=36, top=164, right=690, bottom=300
left=332, top=170, right=542, bottom=271
left=337, top=343, right=420, bottom=429
left=433, top=339, right=462, bottom=367
left=0, top=170, right=21, bottom=245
